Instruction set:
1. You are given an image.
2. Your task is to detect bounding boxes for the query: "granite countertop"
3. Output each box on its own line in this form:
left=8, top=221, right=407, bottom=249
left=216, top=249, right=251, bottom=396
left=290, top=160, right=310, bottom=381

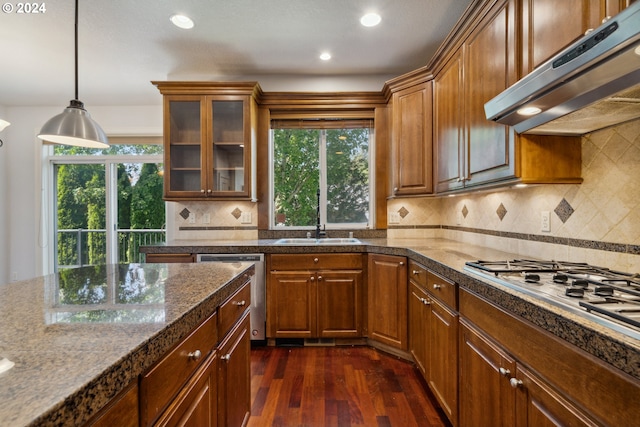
left=0, top=262, right=254, bottom=427
left=142, top=237, right=640, bottom=380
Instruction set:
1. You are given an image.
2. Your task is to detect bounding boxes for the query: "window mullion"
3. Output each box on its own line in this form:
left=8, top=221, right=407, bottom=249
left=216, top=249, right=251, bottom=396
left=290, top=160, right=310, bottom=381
left=105, top=162, right=118, bottom=265
left=319, top=130, right=327, bottom=226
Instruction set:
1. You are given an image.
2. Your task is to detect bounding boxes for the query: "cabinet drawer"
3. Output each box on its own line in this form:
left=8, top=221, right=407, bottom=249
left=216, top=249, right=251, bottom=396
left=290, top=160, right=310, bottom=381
left=408, top=260, right=428, bottom=287
left=140, top=312, right=218, bottom=426
left=426, top=271, right=457, bottom=310
left=270, top=253, right=362, bottom=270
left=218, top=282, right=251, bottom=338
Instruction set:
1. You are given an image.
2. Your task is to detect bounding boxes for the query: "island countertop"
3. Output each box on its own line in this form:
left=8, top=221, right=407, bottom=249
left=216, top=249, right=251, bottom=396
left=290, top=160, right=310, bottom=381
left=0, top=262, right=254, bottom=427
left=141, top=237, right=640, bottom=380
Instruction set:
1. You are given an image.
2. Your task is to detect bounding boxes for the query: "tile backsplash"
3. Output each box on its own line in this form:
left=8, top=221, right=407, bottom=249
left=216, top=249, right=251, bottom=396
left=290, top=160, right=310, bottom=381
left=388, top=118, right=640, bottom=272
left=168, top=200, right=258, bottom=241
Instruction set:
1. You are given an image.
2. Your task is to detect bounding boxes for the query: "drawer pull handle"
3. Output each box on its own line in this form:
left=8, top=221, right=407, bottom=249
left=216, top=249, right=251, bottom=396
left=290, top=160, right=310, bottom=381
left=233, top=300, right=246, bottom=307
left=221, top=354, right=231, bottom=361
left=433, top=284, right=442, bottom=290
left=499, top=367, right=511, bottom=377
left=509, top=378, right=523, bottom=388
left=188, top=350, right=202, bottom=360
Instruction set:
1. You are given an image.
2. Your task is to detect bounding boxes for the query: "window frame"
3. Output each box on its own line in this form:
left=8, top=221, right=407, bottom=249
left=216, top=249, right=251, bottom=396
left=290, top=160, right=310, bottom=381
left=44, top=143, right=163, bottom=273
left=268, top=122, right=375, bottom=230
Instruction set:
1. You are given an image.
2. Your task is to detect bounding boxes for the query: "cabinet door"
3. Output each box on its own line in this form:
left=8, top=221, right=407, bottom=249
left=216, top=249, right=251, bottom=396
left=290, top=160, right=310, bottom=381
left=208, top=96, right=251, bottom=198
left=367, top=254, right=407, bottom=350
left=317, top=270, right=362, bottom=338
left=428, top=298, right=458, bottom=427
left=156, top=354, right=217, bottom=427
left=163, top=96, right=207, bottom=199
left=218, top=314, right=251, bottom=427
left=408, top=282, right=430, bottom=377
left=513, top=365, right=599, bottom=427
left=434, top=49, right=464, bottom=193
left=392, top=82, right=433, bottom=196
left=459, top=319, right=516, bottom=427
left=521, top=0, right=604, bottom=74
left=267, top=270, right=316, bottom=338
left=464, top=0, right=518, bottom=187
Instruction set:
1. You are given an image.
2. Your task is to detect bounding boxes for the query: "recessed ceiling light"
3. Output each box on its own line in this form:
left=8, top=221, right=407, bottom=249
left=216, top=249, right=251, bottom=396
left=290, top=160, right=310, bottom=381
left=360, top=12, right=381, bottom=27
left=320, top=52, right=331, bottom=61
left=170, top=14, right=194, bottom=29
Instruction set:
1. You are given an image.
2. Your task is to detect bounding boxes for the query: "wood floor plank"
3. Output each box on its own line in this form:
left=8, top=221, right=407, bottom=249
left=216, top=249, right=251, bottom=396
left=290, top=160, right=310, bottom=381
left=248, top=346, right=450, bottom=427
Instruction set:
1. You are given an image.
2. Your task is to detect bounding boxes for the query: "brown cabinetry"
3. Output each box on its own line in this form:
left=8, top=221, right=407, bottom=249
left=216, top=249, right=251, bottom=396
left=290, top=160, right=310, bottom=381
left=145, top=253, right=195, bottom=263
left=408, top=261, right=458, bottom=426
left=391, top=81, right=433, bottom=196
left=367, top=254, right=407, bottom=350
left=267, top=254, right=363, bottom=339
left=460, top=287, right=640, bottom=427
left=85, top=382, right=139, bottom=427
left=153, top=82, right=258, bottom=201
left=434, top=0, right=583, bottom=193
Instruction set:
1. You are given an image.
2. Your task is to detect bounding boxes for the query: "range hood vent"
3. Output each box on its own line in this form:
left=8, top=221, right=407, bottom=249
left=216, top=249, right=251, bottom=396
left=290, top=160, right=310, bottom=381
left=485, top=2, right=640, bottom=136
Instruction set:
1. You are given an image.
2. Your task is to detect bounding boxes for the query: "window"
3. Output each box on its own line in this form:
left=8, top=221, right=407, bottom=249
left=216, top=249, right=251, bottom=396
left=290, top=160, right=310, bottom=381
left=270, top=119, right=373, bottom=229
left=48, top=140, right=164, bottom=270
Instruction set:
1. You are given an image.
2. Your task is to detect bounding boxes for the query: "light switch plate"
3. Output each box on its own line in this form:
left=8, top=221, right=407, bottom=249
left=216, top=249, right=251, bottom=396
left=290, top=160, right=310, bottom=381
left=541, top=211, right=550, bottom=232
left=188, top=213, right=196, bottom=224
left=389, top=212, right=401, bottom=224
left=203, top=213, right=211, bottom=224
left=240, top=212, right=252, bottom=224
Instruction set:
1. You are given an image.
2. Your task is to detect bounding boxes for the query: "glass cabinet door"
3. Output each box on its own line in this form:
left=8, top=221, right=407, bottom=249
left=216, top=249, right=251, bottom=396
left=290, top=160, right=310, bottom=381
left=167, top=99, right=204, bottom=194
left=210, top=99, right=248, bottom=195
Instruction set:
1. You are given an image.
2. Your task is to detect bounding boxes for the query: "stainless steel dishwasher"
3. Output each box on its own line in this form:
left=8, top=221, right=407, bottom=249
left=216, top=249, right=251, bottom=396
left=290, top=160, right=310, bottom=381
left=196, top=253, right=265, bottom=343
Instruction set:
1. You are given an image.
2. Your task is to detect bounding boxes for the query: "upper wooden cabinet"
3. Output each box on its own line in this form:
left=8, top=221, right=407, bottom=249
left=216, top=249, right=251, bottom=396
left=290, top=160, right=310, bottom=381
left=153, top=82, right=259, bottom=201
left=391, top=81, right=433, bottom=196
left=521, top=0, right=636, bottom=73
left=434, top=0, right=583, bottom=193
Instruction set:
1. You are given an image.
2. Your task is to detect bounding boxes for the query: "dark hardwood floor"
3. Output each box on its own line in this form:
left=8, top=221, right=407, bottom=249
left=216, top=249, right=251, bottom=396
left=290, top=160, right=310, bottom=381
left=248, top=345, right=451, bottom=427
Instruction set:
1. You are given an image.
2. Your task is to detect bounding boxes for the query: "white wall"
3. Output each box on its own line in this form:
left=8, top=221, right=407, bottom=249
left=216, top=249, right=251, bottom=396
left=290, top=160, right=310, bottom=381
left=1, top=104, right=162, bottom=284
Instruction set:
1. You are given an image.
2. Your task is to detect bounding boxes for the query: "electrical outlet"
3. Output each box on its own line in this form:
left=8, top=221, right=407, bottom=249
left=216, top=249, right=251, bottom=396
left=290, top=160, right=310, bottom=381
left=456, top=212, right=463, bottom=225
left=389, top=212, right=401, bottom=224
left=188, top=213, right=196, bottom=224
left=240, top=212, right=252, bottom=224
left=203, top=213, right=211, bottom=224
left=541, top=211, right=550, bottom=232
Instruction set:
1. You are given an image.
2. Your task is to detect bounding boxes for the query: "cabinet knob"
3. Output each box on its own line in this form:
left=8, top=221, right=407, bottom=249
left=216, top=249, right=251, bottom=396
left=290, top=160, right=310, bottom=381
left=313, top=258, right=319, bottom=263
left=310, top=276, right=315, bottom=281
left=509, top=378, right=523, bottom=388
left=318, top=275, right=323, bottom=281
left=423, top=298, right=431, bottom=305
left=393, top=187, right=398, bottom=192
left=221, top=353, right=231, bottom=362
left=412, top=270, right=420, bottom=275
left=188, top=350, right=202, bottom=360
left=499, top=367, right=511, bottom=377
left=399, top=262, right=404, bottom=266
left=207, top=189, right=212, bottom=193
left=433, top=284, right=442, bottom=290
left=233, top=300, right=246, bottom=307
left=200, top=189, right=205, bottom=193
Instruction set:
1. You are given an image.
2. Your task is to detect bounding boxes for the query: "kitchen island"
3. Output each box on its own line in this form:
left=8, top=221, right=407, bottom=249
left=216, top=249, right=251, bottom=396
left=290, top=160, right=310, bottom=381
left=0, top=262, right=254, bottom=427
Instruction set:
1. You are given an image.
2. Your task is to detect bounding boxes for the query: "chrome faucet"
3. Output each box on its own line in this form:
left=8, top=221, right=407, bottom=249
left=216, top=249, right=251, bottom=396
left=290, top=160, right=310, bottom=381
left=315, top=188, right=326, bottom=239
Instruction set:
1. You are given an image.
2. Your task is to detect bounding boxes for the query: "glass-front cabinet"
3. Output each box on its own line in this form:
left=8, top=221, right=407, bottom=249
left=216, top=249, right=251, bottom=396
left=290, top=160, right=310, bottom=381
left=154, top=82, right=259, bottom=200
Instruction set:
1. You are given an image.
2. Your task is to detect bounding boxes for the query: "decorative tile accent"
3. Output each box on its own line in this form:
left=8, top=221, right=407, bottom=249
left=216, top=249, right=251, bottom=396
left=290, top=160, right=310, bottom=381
left=554, top=198, right=574, bottom=223
left=398, top=206, right=409, bottom=219
left=462, top=205, right=469, bottom=218
left=496, top=203, right=507, bottom=221
left=179, top=208, right=190, bottom=220
left=231, top=207, right=242, bottom=219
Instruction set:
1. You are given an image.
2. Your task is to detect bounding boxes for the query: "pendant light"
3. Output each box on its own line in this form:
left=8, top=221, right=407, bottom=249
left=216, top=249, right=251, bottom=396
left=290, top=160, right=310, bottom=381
left=37, top=0, right=109, bottom=148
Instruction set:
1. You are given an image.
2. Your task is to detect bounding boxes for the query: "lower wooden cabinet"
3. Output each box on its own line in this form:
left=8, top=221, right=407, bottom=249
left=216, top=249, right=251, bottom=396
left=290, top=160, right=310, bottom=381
left=408, top=261, right=458, bottom=426
left=217, top=313, right=251, bottom=427
left=267, top=254, right=363, bottom=339
left=85, top=381, right=139, bottom=427
left=367, top=254, right=407, bottom=350
left=459, top=287, right=640, bottom=427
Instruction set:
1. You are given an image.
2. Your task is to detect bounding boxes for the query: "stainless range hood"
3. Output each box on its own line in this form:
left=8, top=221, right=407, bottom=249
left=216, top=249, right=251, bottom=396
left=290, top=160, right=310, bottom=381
left=485, top=2, right=640, bottom=136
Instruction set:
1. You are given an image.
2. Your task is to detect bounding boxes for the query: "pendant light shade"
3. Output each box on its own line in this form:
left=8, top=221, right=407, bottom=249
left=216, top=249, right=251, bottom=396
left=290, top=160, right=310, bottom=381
left=39, top=100, right=108, bottom=148
left=37, top=0, right=108, bottom=149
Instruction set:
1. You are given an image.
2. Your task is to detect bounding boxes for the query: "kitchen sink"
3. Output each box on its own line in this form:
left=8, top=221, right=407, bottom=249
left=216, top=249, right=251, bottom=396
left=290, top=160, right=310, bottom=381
left=274, top=238, right=362, bottom=245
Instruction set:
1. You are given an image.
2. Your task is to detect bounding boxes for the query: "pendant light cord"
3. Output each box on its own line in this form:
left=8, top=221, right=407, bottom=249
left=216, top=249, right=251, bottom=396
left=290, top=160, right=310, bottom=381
left=74, top=0, right=79, bottom=101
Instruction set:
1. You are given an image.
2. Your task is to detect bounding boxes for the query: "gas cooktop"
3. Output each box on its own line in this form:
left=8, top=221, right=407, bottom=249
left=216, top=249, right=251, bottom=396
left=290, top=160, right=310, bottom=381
left=464, top=259, right=640, bottom=341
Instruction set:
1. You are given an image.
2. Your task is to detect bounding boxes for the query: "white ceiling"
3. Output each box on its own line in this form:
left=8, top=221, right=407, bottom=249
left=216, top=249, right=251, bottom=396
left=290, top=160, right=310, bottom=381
left=0, top=0, right=472, bottom=107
